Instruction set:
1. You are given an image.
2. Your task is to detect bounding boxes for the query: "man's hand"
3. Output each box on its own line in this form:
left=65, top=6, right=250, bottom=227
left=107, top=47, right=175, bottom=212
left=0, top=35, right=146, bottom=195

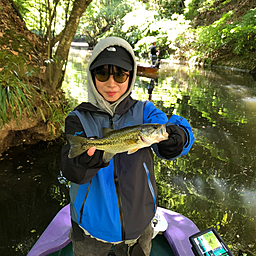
left=80, top=138, right=108, bottom=168
left=157, top=125, right=185, bottom=159
left=87, top=147, right=96, bottom=156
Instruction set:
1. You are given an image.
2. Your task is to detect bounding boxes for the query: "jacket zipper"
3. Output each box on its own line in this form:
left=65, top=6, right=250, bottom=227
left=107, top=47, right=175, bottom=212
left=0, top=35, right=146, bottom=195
left=113, top=156, right=126, bottom=240
left=143, top=163, right=156, bottom=213
left=110, top=116, right=125, bottom=240
left=79, top=180, right=92, bottom=223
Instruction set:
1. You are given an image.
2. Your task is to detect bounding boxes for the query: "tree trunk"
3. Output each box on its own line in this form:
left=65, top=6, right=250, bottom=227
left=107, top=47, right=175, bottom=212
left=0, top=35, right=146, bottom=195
left=45, top=0, right=93, bottom=93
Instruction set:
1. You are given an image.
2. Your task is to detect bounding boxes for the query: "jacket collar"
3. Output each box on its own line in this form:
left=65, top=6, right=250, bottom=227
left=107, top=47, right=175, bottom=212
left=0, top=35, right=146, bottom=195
left=74, top=96, right=138, bottom=116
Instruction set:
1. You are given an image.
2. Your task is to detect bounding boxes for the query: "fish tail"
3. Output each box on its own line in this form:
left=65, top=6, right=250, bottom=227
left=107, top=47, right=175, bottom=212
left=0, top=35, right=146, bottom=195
left=66, top=134, right=90, bottom=158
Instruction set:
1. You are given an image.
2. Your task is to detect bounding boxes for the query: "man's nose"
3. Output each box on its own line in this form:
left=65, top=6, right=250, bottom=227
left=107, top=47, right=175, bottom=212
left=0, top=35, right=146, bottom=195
left=106, top=75, right=116, bottom=85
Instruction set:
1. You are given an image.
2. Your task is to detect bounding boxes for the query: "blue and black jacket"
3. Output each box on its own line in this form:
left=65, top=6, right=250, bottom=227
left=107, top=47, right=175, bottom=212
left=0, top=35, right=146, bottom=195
left=60, top=96, right=194, bottom=243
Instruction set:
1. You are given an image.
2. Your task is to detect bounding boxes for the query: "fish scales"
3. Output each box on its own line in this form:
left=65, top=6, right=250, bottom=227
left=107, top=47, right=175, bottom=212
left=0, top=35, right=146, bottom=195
left=66, top=123, right=168, bottom=162
left=82, top=128, right=141, bottom=153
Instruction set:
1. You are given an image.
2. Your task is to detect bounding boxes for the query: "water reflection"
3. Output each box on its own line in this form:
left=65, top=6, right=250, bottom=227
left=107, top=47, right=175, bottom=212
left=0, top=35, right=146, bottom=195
left=62, top=48, right=90, bottom=102
left=0, top=139, right=68, bottom=255
left=1, top=48, right=256, bottom=255
left=147, top=78, right=158, bottom=101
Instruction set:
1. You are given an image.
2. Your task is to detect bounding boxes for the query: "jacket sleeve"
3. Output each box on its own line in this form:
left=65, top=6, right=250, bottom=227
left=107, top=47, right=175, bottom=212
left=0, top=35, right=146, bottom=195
left=143, top=101, right=194, bottom=160
left=60, top=114, right=108, bottom=184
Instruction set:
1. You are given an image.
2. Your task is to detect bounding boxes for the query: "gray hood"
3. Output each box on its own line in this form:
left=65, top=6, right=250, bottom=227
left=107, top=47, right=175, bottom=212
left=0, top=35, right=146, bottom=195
left=87, top=37, right=137, bottom=116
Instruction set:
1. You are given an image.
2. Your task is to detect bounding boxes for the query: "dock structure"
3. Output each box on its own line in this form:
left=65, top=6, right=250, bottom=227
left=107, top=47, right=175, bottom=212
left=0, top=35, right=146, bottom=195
left=70, top=42, right=89, bottom=49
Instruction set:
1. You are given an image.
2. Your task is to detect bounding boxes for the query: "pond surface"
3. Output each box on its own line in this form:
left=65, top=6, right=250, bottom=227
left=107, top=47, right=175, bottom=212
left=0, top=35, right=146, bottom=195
left=1, top=48, right=256, bottom=256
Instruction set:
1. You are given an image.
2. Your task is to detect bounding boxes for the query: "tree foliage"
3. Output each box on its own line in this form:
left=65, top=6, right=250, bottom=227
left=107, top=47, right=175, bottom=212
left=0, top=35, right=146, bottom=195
left=135, top=14, right=191, bottom=59
left=76, top=0, right=133, bottom=47
left=156, top=0, right=186, bottom=19
left=195, top=9, right=256, bottom=56
left=121, top=4, right=159, bottom=47
left=176, top=8, right=256, bottom=66
left=12, top=0, right=93, bottom=93
left=13, top=0, right=72, bottom=40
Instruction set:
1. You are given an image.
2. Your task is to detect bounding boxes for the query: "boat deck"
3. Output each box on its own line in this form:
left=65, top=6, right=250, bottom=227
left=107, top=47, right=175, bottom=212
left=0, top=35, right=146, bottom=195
left=48, top=234, right=175, bottom=256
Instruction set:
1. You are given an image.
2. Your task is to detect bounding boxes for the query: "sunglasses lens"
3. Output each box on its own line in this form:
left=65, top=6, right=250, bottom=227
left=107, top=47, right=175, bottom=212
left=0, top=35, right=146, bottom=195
left=114, top=73, right=128, bottom=83
left=94, top=67, right=129, bottom=83
left=95, top=71, right=109, bottom=82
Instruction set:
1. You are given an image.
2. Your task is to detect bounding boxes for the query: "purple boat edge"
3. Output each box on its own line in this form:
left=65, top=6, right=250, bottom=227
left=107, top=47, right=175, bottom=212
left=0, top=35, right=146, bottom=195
left=28, top=205, right=199, bottom=256
left=159, top=207, right=199, bottom=256
left=27, top=205, right=71, bottom=256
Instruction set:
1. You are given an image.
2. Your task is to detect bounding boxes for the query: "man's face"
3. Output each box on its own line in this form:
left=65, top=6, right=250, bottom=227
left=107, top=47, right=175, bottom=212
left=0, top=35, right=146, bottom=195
left=94, top=65, right=130, bottom=102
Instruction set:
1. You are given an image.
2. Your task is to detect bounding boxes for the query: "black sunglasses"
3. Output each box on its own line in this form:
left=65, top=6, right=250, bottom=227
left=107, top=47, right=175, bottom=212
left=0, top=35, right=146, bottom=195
left=93, top=66, right=130, bottom=83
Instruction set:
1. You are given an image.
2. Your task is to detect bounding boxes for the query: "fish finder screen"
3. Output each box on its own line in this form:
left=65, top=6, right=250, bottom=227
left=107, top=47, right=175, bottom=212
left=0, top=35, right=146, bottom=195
left=192, top=230, right=230, bottom=256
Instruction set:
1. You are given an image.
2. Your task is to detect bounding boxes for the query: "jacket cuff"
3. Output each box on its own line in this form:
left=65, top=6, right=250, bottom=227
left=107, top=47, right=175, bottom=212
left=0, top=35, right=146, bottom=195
left=167, top=115, right=195, bottom=156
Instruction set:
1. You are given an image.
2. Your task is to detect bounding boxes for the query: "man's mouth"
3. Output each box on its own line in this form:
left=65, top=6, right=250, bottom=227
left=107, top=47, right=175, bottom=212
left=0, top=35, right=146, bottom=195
left=106, top=92, right=116, bottom=96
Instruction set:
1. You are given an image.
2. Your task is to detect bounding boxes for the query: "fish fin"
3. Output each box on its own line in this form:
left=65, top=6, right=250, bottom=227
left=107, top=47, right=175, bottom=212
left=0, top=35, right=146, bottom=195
left=127, top=148, right=139, bottom=154
left=102, top=127, right=114, bottom=136
left=66, top=134, right=89, bottom=158
left=103, top=152, right=115, bottom=163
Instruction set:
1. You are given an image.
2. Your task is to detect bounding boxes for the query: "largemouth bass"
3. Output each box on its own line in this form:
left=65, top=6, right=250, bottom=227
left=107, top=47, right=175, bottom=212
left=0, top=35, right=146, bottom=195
left=66, top=123, right=168, bottom=162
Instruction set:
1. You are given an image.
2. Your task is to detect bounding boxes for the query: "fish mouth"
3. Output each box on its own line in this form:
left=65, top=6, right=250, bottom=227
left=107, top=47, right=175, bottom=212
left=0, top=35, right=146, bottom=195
left=159, top=124, right=166, bottom=133
left=159, top=124, right=169, bottom=139
left=159, top=124, right=165, bottom=134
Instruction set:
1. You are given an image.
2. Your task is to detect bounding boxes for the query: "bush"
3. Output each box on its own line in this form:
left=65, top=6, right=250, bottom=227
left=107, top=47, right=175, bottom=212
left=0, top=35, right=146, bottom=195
left=187, top=9, right=256, bottom=62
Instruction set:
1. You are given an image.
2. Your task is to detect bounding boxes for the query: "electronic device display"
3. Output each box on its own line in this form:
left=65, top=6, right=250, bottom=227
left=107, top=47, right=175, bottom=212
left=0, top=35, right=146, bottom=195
left=189, top=227, right=234, bottom=256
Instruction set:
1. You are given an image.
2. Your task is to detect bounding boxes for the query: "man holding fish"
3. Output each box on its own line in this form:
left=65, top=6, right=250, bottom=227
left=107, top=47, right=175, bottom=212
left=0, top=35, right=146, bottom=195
left=60, top=37, right=194, bottom=256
